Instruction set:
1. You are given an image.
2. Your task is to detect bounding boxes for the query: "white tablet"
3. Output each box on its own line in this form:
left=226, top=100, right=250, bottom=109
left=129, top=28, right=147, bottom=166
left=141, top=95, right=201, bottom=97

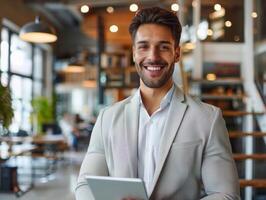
left=85, top=175, right=148, bottom=200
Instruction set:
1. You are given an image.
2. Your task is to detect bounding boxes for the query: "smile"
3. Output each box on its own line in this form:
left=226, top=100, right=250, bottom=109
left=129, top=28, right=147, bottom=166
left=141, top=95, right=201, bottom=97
left=147, top=66, right=161, bottom=71
left=144, top=65, right=164, bottom=71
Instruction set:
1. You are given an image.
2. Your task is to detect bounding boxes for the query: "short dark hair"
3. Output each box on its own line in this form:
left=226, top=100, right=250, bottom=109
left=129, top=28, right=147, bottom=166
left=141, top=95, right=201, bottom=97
left=129, top=7, right=182, bottom=46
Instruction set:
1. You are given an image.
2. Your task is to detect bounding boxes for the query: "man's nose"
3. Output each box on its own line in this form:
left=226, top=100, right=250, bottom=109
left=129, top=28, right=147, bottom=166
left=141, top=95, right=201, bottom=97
left=147, top=47, right=160, bottom=61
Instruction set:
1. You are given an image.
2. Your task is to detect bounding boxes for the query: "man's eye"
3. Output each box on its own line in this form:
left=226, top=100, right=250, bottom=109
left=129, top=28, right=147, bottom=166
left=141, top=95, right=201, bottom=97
left=160, top=45, right=170, bottom=50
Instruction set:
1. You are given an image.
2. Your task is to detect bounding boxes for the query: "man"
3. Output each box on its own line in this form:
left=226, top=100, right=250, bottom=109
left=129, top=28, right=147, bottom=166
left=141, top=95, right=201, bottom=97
left=76, top=7, right=240, bottom=200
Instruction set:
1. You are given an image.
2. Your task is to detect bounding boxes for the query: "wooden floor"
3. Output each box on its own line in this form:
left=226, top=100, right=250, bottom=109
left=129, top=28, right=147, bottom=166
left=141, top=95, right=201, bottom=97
left=0, top=151, right=85, bottom=200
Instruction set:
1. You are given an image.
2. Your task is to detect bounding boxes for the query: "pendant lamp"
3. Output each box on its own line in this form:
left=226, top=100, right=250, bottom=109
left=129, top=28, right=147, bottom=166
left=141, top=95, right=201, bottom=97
left=19, top=17, right=57, bottom=43
left=63, top=57, right=86, bottom=73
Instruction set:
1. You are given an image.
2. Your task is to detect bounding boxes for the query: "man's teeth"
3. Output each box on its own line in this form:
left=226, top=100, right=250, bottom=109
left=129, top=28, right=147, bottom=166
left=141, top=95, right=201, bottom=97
left=147, top=66, right=162, bottom=71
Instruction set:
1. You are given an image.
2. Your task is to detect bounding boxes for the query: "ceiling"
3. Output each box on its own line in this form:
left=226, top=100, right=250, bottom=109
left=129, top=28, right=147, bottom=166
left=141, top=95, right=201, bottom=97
left=23, top=0, right=244, bottom=58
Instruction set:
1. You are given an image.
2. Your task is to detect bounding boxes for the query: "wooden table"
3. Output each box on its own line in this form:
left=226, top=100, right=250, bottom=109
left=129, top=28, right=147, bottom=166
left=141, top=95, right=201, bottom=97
left=0, top=135, right=67, bottom=145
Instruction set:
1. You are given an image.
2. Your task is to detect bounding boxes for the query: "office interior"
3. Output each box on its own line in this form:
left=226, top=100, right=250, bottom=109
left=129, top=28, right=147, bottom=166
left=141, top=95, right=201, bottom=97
left=0, top=0, right=265, bottom=199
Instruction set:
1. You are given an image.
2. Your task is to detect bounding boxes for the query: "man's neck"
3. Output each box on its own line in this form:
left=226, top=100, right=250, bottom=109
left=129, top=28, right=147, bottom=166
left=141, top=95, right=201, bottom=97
left=140, top=80, right=173, bottom=116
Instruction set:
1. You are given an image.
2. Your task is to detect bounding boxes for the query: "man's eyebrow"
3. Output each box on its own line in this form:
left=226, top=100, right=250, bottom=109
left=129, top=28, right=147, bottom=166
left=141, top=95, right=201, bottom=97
left=135, top=41, right=172, bottom=45
left=136, top=41, right=148, bottom=44
left=159, top=41, right=172, bottom=45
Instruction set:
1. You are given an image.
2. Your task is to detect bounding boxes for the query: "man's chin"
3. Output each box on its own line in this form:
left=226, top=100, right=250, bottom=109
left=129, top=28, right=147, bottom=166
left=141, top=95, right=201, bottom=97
left=142, top=80, right=165, bottom=88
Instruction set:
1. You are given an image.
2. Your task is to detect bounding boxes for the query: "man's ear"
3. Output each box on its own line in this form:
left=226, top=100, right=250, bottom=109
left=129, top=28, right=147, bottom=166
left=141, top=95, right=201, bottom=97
left=175, top=46, right=180, bottom=62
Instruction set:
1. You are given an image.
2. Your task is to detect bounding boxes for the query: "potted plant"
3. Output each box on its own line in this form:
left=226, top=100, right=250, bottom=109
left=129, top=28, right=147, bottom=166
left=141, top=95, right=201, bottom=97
left=31, top=96, right=54, bottom=135
left=0, top=82, right=14, bottom=135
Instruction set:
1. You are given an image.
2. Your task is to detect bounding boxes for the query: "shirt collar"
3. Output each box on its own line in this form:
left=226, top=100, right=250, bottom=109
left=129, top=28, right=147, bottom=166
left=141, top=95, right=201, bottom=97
left=137, top=84, right=175, bottom=110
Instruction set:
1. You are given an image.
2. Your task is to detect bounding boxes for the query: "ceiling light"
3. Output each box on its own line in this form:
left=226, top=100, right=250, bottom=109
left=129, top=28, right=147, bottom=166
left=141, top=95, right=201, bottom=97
left=197, top=20, right=208, bottom=40
left=109, top=25, right=118, bottom=33
left=225, top=20, right=232, bottom=27
left=63, top=61, right=85, bottom=73
left=214, top=4, right=222, bottom=11
left=106, top=6, right=114, bottom=13
left=206, top=73, right=216, bottom=81
left=183, top=42, right=195, bottom=50
left=129, top=4, right=138, bottom=12
left=63, top=65, right=85, bottom=73
left=81, top=5, right=89, bottom=13
left=251, top=12, right=258, bottom=18
left=19, top=17, right=57, bottom=43
left=171, top=3, right=179, bottom=12
left=207, top=29, right=213, bottom=36
left=63, top=55, right=86, bottom=73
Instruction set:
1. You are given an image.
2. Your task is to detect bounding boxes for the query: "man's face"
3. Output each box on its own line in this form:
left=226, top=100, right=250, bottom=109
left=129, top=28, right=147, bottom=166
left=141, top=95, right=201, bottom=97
left=133, top=24, right=180, bottom=88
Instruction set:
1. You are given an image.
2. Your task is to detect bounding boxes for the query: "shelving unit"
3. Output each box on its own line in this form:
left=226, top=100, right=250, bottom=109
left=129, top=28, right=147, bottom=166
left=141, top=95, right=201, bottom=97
left=57, top=66, right=97, bottom=87
left=99, top=51, right=139, bottom=102
left=190, top=77, right=245, bottom=112
left=55, top=51, right=98, bottom=89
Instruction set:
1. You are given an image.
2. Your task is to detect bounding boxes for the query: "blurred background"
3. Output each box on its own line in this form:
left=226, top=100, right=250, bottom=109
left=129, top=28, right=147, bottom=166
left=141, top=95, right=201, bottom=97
left=0, top=0, right=266, bottom=200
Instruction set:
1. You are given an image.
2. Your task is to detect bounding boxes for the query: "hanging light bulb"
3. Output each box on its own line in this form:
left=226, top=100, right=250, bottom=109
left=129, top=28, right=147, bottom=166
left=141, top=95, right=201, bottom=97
left=19, top=16, right=57, bottom=43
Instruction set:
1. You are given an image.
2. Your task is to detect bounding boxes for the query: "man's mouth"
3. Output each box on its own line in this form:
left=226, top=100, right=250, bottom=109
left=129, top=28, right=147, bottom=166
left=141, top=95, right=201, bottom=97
left=143, top=63, right=166, bottom=72
left=141, top=64, right=166, bottom=78
left=145, top=66, right=163, bottom=71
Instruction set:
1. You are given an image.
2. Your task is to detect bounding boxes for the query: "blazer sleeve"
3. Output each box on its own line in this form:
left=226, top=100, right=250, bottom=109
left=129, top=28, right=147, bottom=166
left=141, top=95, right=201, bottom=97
left=200, top=108, right=241, bottom=200
left=75, top=109, right=109, bottom=200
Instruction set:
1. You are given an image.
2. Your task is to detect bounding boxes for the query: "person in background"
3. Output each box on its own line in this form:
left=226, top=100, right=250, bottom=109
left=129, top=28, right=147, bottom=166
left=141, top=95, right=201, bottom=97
left=76, top=7, right=240, bottom=200
left=72, top=114, right=84, bottom=151
left=59, top=112, right=76, bottom=150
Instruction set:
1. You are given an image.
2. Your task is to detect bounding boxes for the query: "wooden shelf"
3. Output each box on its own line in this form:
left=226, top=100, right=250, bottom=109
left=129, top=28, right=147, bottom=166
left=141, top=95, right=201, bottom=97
left=222, top=110, right=265, bottom=117
left=233, top=153, right=266, bottom=160
left=229, top=131, right=266, bottom=138
left=195, top=94, right=245, bottom=100
left=191, top=78, right=243, bottom=85
left=240, top=179, right=266, bottom=188
left=56, top=82, right=97, bottom=91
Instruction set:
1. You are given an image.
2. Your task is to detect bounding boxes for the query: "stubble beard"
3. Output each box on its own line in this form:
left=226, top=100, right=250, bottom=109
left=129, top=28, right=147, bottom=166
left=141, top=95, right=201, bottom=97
left=136, top=61, right=175, bottom=88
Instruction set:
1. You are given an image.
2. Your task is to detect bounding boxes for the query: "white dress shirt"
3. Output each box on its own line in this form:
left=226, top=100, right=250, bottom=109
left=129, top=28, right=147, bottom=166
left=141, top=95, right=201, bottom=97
left=137, top=85, right=175, bottom=194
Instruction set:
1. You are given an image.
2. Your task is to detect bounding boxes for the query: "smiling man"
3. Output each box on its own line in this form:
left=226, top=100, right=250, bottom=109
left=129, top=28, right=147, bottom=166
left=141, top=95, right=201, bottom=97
left=76, top=7, right=240, bottom=200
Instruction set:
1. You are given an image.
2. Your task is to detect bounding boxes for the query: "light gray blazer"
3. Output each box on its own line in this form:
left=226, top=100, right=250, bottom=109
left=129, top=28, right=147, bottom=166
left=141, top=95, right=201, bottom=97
left=75, top=86, right=240, bottom=200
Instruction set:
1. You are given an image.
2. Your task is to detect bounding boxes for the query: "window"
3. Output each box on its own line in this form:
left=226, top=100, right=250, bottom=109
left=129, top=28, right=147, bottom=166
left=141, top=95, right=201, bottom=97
left=0, top=28, right=9, bottom=86
left=0, top=26, right=46, bottom=133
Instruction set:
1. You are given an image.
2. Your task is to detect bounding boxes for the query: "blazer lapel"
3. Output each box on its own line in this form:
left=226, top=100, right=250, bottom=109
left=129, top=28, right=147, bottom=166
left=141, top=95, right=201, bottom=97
left=150, top=87, right=188, bottom=195
left=124, top=93, right=140, bottom=177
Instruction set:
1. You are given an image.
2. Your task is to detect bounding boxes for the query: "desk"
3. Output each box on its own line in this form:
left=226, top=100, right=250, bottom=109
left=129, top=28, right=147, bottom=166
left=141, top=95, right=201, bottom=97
left=0, top=135, right=68, bottom=155
left=0, top=144, right=36, bottom=160
left=0, top=135, right=67, bottom=145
